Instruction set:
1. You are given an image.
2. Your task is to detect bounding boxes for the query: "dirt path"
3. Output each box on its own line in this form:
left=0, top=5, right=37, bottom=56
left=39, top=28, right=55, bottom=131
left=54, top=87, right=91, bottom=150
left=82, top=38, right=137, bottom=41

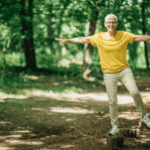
left=0, top=74, right=150, bottom=150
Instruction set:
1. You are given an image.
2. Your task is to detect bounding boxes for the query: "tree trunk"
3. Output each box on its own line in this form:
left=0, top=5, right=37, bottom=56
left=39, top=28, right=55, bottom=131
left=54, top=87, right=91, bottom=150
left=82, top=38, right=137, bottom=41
left=55, top=18, right=63, bottom=55
left=47, top=1, right=54, bottom=53
left=142, top=0, right=149, bottom=70
left=55, top=3, right=69, bottom=55
left=82, top=11, right=99, bottom=73
left=20, top=0, right=37, bottom=70
left=47, top=14, right=54, bottom=52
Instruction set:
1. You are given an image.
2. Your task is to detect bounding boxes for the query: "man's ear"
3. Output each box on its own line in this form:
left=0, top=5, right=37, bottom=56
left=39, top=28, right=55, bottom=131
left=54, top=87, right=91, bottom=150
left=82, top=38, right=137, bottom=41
left=104, top=23, right=107, bottom=27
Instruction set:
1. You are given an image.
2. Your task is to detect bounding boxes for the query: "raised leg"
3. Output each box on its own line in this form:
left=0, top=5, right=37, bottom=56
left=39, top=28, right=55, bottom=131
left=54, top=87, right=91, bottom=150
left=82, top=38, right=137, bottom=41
left=119, top=68, right=146, bottom=118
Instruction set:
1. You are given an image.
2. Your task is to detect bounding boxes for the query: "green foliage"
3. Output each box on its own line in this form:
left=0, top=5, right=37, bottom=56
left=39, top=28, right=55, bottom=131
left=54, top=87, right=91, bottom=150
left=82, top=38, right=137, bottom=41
left=0, top=0, right=149, bottom=72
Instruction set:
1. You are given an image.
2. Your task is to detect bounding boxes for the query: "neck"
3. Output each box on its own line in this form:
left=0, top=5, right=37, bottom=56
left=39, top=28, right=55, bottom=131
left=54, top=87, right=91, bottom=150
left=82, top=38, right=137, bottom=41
left=107, top=30, right=117, bottom=37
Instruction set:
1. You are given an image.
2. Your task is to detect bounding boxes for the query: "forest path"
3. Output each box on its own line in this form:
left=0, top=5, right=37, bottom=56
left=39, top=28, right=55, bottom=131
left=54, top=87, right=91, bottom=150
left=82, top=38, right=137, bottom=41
left=0, top=72, right=149, bottom=149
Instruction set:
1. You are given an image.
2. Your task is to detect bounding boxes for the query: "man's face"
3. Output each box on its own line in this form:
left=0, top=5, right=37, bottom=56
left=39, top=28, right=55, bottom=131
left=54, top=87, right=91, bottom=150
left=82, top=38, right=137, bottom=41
left=104, top=18, right=118, bottom=32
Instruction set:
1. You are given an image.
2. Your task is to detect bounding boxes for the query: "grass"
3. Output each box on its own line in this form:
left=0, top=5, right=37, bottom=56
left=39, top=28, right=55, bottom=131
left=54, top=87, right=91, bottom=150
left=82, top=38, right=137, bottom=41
left=0, top=51, right=149, bottom=119
left=0, top=65, right=102, bottom=117
left=55, top=100, right=67, bottom=103
left=0, top=98, right=36, bottom=115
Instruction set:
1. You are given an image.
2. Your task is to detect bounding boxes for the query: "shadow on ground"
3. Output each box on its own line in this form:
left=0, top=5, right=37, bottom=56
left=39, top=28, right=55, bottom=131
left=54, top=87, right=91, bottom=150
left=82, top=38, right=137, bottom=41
left=0, top=71, right=149, bottom=150
left=0, top=96, right=150, bottom=149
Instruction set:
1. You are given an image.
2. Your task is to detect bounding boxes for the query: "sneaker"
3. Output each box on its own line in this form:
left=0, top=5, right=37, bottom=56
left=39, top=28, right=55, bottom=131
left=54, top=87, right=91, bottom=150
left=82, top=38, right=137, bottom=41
left=108, top=126, right=119, bottom=136
left=140, top=115, right=150, bottom=128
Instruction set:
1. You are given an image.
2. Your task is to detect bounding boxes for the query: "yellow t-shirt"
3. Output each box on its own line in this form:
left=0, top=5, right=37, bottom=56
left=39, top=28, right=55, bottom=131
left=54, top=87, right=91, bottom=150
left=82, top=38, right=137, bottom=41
left=89, top=31, right=134, bottom=73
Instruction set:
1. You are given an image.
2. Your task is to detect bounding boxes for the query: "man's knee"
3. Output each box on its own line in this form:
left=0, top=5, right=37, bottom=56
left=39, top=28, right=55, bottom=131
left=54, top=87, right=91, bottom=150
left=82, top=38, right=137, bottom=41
left=130, top=90, right=140, bottom=98
left=109, top=100, right=117, bottom=108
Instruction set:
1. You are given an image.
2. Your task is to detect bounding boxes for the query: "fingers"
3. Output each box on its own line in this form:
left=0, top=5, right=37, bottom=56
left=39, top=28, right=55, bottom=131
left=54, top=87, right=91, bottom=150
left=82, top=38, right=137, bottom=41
left=55, top=38, right=62, bottom=45
left=55, top=38, right=67, bottom=45
left=55, top=38, right=63, bottom=43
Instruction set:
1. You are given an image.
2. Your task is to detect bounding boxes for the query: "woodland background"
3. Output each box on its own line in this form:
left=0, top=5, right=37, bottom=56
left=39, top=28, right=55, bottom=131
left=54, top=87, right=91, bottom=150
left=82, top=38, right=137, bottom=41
left=0, top=0, right=149, bottom=149
left=0, top=0, right=150, bottom=76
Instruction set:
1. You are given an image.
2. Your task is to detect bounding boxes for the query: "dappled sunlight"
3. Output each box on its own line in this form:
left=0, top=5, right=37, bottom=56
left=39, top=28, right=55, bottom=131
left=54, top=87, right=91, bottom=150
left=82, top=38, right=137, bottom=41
left=52, top=82, right=59, bottom=85
left=140, top=137, right=150, bottom=142
left=117, top=95, right=133, bottom=104
left=119, top=115, right=140, bottom=120
left=0, top=85, right=149, bottom=108
left=99, top=114, right=110, bottom=118
left=0, top=95, right=27, bottom=99
left=49, top=107, right=95, bottom=114
left=0, top=99, right=5, bottom=102
left=5, top=140, right=44, bottom=145
left=14, top=130, right=31, bottom=133
left=61, top=144, right=75, bottom=148
left=145, top=88, right=150, bottom=91
left=39, top=135, right=51, bottom=141
left=118, top=111, right=140, bottom=120
left=66, top=99, right=86, bottom=103
left=0, top=75, right=148, bottom=150
left=63, top=93, right=108, bottom=101
left=58, top=59, right=71, bottom=68
left=0, top=91, right=27, bottom=99
left=63, top=80, right=73, bottom=84
left=136, top=129, right=150, bottom=144
left=21, top=89, right=149, bottom=105
left=25, top=89, right=51, bottom=97
left=0, top=121, right=12, bottom=124
left=66, top=118, right=75, bottom=122
left=0, top=147, right=15, bottom=150
left=32, top=108, right=45, bottom=111
left=141, top=92, right=150, bottom=102
left=20, top=75, right=39, bottom=80
left=101, top=138, right=107, bottom=144
left=0, top=0, right=150, bottom=147
left=0, top=129, right=44, bottom=149
left=138, top=135, right=147, bottom=138
left=0, top=134, right=22, bottom=139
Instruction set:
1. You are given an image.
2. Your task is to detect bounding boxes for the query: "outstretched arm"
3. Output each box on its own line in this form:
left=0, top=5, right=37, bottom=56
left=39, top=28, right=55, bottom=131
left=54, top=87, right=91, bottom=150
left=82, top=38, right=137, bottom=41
left=133, top=35, right=150, bottom=42
left=55, top=37, right=91, bottom=45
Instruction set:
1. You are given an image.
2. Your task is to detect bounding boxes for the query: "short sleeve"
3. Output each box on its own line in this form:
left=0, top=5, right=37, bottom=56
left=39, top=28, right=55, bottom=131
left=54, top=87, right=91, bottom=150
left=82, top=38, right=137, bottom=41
left=124, top=32, right=135, bottom=44
left=88, top=33, right=99, bottom=46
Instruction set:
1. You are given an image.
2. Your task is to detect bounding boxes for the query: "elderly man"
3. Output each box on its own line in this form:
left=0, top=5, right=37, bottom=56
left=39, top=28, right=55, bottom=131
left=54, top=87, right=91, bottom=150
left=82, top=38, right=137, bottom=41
left=55, top=14, right=150, bottom=135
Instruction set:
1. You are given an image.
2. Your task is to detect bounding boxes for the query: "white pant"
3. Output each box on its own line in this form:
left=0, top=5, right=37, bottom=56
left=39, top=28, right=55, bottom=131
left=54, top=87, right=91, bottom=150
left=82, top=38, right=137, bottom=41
left=103, top=66, right=146, bottom=127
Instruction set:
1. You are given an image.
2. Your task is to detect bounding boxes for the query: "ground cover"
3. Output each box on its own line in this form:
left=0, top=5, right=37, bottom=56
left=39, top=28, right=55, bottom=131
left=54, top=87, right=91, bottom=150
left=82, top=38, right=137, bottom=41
left=0, top=71, right=150, bottom=150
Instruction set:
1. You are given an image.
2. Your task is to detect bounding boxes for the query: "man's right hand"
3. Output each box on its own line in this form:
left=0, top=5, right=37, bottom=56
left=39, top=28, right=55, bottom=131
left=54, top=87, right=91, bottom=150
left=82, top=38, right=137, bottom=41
left=55, top=38, right=68, bottom=45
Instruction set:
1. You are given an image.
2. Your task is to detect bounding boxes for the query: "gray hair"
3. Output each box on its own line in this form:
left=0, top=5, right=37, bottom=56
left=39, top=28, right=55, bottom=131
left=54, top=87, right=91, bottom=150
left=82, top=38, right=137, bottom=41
left=105, top=14, right=118, bottom=22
